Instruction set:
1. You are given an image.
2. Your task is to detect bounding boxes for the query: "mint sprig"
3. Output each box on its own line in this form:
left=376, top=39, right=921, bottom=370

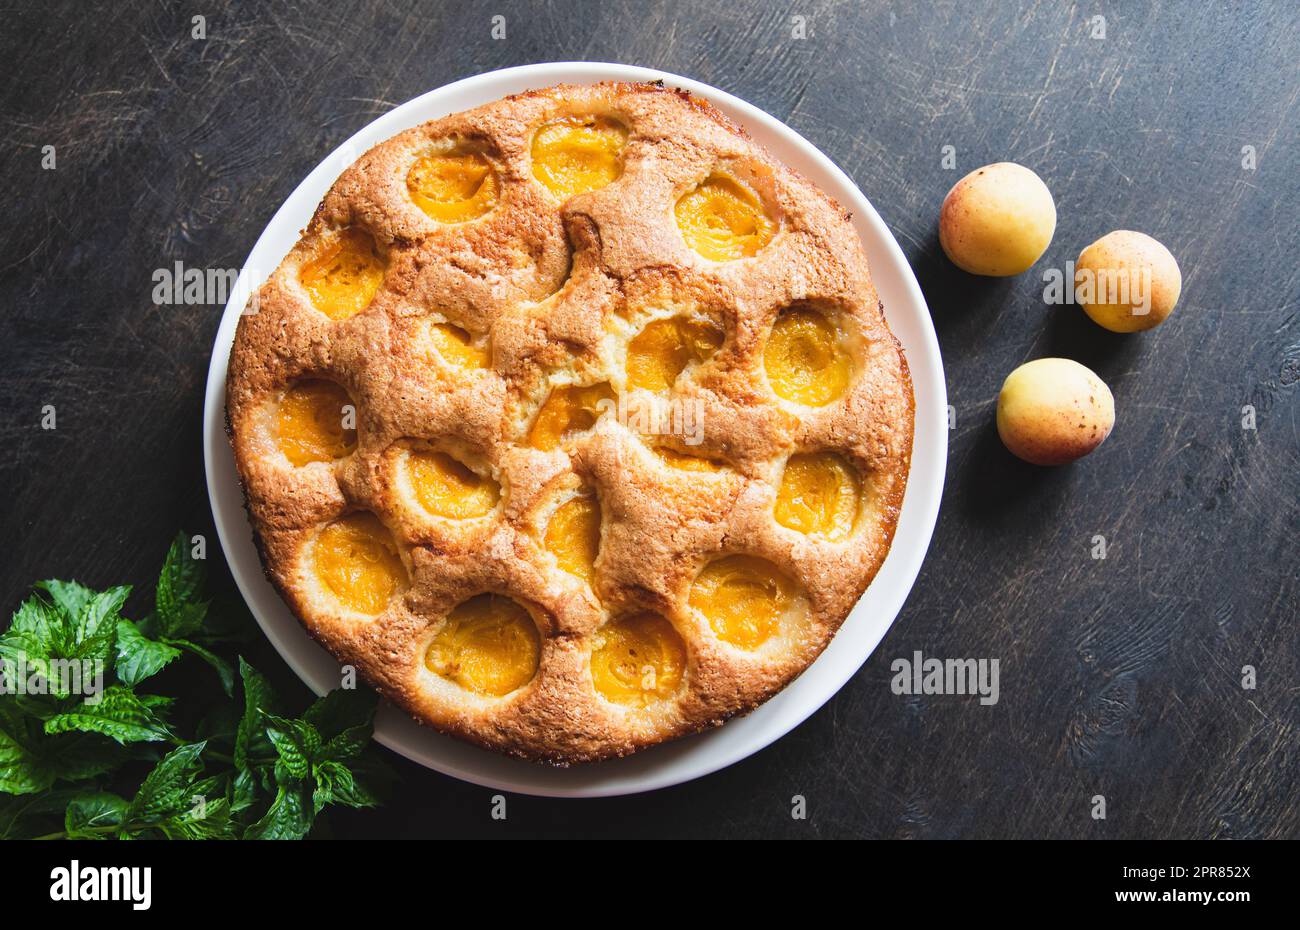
left=0, top=531, right=394, bottom=839
left=121, top=533, right=236, bottom=695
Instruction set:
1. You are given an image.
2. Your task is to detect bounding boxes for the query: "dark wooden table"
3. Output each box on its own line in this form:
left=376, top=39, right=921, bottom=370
left=2, top=1, right=1296, bottom=839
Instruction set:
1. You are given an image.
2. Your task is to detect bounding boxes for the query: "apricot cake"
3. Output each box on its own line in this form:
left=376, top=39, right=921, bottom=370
left=225, top=81, right=914, bottom=764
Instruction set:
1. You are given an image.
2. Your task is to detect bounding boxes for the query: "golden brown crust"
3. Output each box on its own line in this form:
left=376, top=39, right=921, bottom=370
left=226, top=81, right=914, bottom=764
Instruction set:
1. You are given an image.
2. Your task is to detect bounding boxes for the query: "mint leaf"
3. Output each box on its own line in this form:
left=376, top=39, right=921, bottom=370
left=234, top=658, right=277, bottom=771
left=305, top=687, right=376, bottom=740
left=158, top=532, right=204, bottom=603
left=0, top=723, right=51, bottom=795
left=0, top=701, right=132, bottom=793
left=158, top=602, right=208, bottom=640
left=34, top=580, right=96, bottom=619
left=167, top=638, right=234, bottom=696
left=127, top=741, right=207, bottom=822
left=155, top=533, right=206, bottom=639
left=115, top=619, right=181, bottom=686
left=304, top=688, right=377, bottom=761
left=0, top=597, right=63, bottom=692
left=243, top=783, right=313, bottom=840
left=323, top=726, right=371, bottom=762
left=187, top=772, right=228, bottom=802
left=65, top=792, right=127, bottom=839
left=250, top=689, right=385, bottom=821
left=230, top=768, right=260, bottom=814
left=2, top=534, right=396, bottom=838
left=312, top=759, right=382, bottom=810
left=71, top=586, right=128, bottom=664
left=2, top=588, right=122, bottom=693
left=43, top=685, right=172, bottom=744
left=45, top=733, right=131, bottom=782
left=0, top=789, right=78, bottom=838
left=10, top=593, right=66, bottom=639
left=263, top=714, right=319, bottom=781
left=0, top=635, right=58, bottom=698
left=160, top=795, right=234, bottom=840
left=349, top=754, right=396, bottom=804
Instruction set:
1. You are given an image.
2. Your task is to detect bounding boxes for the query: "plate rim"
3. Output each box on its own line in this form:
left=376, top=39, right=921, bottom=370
left=203, top=61, right=947, bottom=798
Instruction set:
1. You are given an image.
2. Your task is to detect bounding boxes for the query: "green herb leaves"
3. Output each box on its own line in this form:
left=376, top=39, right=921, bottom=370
left=115, top=619, right=182, bottom=687
left=239, top=671, right=385, bottom=839
left=0, top=584, right=126, bottom=698
left=42, top=686, right=173, bottom=744
left=123, top=533, right=236, bottom=695
left=0, top=531, right=393, bottom=839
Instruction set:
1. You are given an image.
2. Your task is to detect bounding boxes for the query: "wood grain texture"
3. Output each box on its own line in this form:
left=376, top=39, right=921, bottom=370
left=0, top=0, right=1295, bottom=838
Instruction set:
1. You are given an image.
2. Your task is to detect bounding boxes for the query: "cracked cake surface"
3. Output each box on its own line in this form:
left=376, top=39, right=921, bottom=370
left=226, top=81, right=914, bottom=764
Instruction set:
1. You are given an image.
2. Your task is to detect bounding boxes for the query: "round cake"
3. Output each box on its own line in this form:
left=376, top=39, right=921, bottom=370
left=226, top=81, right=914, bottom=764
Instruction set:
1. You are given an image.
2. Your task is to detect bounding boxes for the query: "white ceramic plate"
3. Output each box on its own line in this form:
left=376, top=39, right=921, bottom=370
left=203, top=62, right=946, bottom=798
